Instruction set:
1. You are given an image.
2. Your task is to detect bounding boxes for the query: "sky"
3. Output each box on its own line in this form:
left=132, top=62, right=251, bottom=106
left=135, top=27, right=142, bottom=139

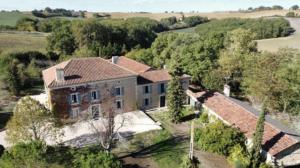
left=0, top=0, right=299, bottom=12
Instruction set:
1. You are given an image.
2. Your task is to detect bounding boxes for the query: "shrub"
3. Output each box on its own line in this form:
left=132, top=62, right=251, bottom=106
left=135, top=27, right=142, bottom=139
left=180, top=155, right=200, bottom=168
left=259, top=163, right=273, bottom=168
left=195, top=120, right=246, bottom=156
left=73, top=147, right=121, bottom=168
left=199, top=112, right=209, bottom=124
left=286, top=12, right=296, bottom=17
left=0, top=141, right=47, bottom=168
left=151, top=130, right=172, bottom=144
left=0, top=144, right=4, bottom=157
left=228, top=144, right=250, bottom=168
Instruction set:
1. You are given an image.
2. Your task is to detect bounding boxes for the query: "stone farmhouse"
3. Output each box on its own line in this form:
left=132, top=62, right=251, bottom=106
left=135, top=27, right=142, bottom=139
left=42, top=56, right=300, bottom=167
left=42, top=56, right=190, bottom=119
left=187, top=87, right=300, bottom=167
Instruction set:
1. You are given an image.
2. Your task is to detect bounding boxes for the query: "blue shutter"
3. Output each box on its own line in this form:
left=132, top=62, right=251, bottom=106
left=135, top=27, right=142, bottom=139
left=149, top=85, right=152, bottom=93
left=78, top=93, right=81, bottom=103
left=157, top=84, right=160, bottom=94
left=97, top=90, right=101, bottom=100
left=88, top=92, right=92, bottom=102
left=67, top=95, right=71, bottom=104
left=121, top=87, right=125, bottom=96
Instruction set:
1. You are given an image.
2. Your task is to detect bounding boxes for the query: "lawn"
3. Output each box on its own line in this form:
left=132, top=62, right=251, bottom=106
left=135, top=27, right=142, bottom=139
left=0, top=11, right=36, bottom=26
left=0, top=31, right=48, bottom=54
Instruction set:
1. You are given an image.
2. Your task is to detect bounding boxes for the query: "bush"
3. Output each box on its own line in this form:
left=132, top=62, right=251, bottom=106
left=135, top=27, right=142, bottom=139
left=73, top=148, right=121, bottom=168
left=286, top=12, right=296, bottom=17
left=259, top=163, right=273, bottom=168
left=0, top=141, right=47, bottom=168
left=0, top=144, right=4, bottom=157
left=227, top=144, right=250, bottom=168
left=199, top=112, right=209, bottom=124
left=180, top=155, right=200, bottom=168
left=195, top=120, right=246, bottom=156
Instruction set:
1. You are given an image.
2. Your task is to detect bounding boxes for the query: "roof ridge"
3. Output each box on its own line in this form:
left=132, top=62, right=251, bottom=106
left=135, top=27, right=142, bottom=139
left=218, top=92, right=299, bottom=142
left=104, top=57, right=138, bottom=75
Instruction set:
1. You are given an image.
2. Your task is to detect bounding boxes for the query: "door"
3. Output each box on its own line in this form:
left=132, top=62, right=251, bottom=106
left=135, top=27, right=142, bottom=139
left=160, top=96, right=166, bottom=107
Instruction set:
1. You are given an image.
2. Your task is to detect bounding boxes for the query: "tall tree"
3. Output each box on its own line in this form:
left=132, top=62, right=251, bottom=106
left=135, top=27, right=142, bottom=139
left=167, top=52, right=185, bottom=123
left=6, top=97, right=60, bottom=144
left=5, top=59, right=22, bottom=95
left=249, top=105, right=266, bottom=168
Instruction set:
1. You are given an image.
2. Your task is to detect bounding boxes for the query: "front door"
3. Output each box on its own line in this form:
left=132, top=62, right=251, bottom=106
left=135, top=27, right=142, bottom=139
left=160, top=96, right=166, bottom=107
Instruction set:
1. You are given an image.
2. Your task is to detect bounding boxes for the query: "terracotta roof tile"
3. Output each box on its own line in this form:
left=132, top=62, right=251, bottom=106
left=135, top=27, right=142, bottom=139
left=115, top=56, right=152, bottom=74
left=42, top=57, right=136, bottom=88
left=190, top=91, right=299, bottom=156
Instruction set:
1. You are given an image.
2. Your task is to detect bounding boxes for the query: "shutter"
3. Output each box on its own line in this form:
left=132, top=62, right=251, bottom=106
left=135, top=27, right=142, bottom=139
left=67, top=95, right=71, bottom=104
left=97, top=90, right=101, bottom=100
left=149, top=85, right=152, bottom=93
left=88, top=92, right=91, bottom=102
left=157, top=84, right=160, bottom=94
left=78, top=93, right=81, bottom=103
left=121, top=87, right=125, bottom=96
left=150, top=97, right=152, bottom=107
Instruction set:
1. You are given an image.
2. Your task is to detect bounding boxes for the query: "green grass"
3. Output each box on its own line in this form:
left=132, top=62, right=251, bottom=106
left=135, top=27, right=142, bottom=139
left=0, top=31, right=48, bottom=54
left=0, top=11, right=36, bottom=26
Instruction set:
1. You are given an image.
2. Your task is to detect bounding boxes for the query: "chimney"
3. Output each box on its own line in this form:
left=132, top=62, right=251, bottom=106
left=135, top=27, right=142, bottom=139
left=112, top=56, right=119, bottom=64
left=223, top=84, right=230, bottom=97
left=55, top=68, right=65, bottom=82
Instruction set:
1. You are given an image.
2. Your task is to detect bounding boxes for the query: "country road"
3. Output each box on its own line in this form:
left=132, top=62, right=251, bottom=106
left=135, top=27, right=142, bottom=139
left=257, top=18, right=300, bottom=52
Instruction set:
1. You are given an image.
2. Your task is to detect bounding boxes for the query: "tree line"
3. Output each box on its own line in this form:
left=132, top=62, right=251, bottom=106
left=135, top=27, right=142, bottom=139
left=127, top=18, right=299, bottom=115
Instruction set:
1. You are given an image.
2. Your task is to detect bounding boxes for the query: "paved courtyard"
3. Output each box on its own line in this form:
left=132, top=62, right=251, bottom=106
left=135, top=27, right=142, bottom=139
left=0, top=111, right=161, bottom=148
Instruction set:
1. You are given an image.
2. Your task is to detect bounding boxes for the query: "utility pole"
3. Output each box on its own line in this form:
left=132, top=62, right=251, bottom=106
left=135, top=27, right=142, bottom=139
left=189, top=119, right=194, bottom=160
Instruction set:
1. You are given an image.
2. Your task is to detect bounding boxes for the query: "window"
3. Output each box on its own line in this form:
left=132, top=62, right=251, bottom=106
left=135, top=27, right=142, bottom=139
left=160, top=83, right=165, bottom=93
left=70, top=108, right=80, bottom=118
left=91, top=105, right=100, bottom=119
left=144, top=85, right=151, bottom=94
left=116, top=100, right=123, bottom=109
left=115, top=86, right=123, bottom=96
left=71, top=93, right=79, bottom=104
left=91, top=90, right=99, bottom=101
left=144, top=98, right=149, bottom=106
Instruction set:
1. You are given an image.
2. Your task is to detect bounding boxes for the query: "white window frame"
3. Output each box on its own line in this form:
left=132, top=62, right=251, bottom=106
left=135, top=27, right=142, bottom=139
left=116, top=99, right=123, bottom=109
left=70, top=107, right=80, bottom=119
left=115, top=86, right=122, bottom=97
left=91, top=90, right=99, bottom=101
left=70, top=93, right=79, bottom=104
left=90, top=104, right=101, bottom=119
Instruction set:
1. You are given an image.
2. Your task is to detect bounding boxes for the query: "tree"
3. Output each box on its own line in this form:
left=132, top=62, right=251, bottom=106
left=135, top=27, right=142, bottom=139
left=47, top=23, right=76, bottom=55
left=0, top=141, right=47, bottom=168
left=286, top=12, right=296, bottom=17
left=249, top=106, right=266, bottom=168
left=290, top=5, right=299, bottom=10
left=5, top=59, right=22, bottom=95
left=218, top=28, right=257, bottom=92
left=86, top=85, right=125, bottom=152
left=167, top=52, right=185, bottom=123
left=5, top=97, right=60, bottom=144
left=195, top=121, right=246, bottom=156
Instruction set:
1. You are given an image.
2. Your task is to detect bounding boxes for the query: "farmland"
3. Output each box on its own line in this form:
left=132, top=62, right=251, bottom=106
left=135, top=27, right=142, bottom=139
left=0, top=11, right=36, bottom=26
left=257, top=18, right=300, bottom=52
left=0, top=31, right=48, bottom=54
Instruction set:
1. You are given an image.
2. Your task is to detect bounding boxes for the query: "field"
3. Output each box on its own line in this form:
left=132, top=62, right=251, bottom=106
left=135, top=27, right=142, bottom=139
left=0, top=31, right=48, bottom=54
left=257, top=18, right=300, bottom=52
left=95, top=10, right=300, bottom=20
left=0, top=11, right=36, bottom=26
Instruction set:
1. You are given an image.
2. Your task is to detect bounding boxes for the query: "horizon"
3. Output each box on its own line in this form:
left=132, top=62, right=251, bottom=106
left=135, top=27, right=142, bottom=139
left=0, top=0, right=299, bottom=13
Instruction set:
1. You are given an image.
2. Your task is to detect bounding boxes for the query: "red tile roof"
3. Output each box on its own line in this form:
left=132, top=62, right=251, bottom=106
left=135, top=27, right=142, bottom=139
left=42, top=57, right=136, bottom=88
left=189, top=91, right=299, bottom=156
left=115, top=56, right=152, bottom=74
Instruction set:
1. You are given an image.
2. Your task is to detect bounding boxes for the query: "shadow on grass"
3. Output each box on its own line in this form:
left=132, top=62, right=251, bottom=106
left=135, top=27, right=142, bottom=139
left=180, top=113, right=197, bottom=122
left=120, top=135, right=188, bottom=159
left=0, top=112, right=12, bottom=130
